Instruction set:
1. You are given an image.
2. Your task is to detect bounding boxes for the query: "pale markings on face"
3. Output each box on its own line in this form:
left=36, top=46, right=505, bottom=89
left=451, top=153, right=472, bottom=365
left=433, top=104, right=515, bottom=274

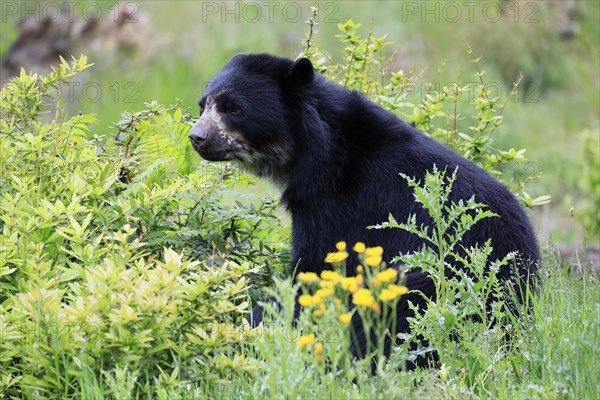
left=202, top=92, right=291, bottom=186
left=203, top=93, right=245, bottom=145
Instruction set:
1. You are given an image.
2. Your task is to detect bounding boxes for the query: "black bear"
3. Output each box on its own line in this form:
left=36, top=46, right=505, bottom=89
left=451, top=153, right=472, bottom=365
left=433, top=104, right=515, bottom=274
left=189, top=54, right=540, bottom=366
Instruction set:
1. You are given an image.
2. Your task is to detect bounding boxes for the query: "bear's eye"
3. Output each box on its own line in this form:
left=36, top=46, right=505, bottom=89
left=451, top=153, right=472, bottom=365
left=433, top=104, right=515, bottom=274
left=230, top=105, right=241, bottom=115
left=198, top=98, right=207, bottom=115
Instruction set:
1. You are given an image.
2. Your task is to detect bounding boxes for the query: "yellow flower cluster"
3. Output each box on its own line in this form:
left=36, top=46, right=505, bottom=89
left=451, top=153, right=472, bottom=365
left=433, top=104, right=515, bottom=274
left=314, top=341, right=324, bottom=362
left=299, top=243, right=409, bottom=333
left=317, top=281, right=335, bottom=297
left=297, top=272, right=319, bottom=283
left=299, top=291, right=328, bottom=317
left=297, top=333, right=324, bottom=363
left=324, top=242, right=349, bottom=263
left=341, top=276, right=361, bottom=293
left=297, top=333, right=315, bottom=349
left=388, top=284, right=409, bottom=296
left=338, top=312, right=352, bottom=325
left=365, top=246, right=384, bottom=267
left=352, top=288, right=375, bottom=308
left=323, top=241, right=386, bottom=267
left=298, top=294, right=313, bottom=307
left=379, top=288, right=396, bottom=302
left=379, top=284, right=409, bottom=302
left=321, top=270, right=342, bottom=282
left=372, top=268, right=398, bottom=286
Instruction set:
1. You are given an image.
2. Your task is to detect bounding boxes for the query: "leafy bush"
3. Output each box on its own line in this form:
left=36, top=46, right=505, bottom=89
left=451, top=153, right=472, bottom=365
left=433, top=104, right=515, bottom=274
left=0, top=57, right=284, bottom=397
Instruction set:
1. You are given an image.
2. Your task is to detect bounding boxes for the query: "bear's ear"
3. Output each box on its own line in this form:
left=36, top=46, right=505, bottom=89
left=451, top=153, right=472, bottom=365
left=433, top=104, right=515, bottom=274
left=230, top=53, right=246, bottom=62
left=288, top=57, right=314, bottom=85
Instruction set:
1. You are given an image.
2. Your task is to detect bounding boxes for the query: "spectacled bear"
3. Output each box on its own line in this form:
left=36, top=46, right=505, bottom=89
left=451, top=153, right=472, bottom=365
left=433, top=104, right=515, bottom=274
left=189, top=54, right=540, bottom=367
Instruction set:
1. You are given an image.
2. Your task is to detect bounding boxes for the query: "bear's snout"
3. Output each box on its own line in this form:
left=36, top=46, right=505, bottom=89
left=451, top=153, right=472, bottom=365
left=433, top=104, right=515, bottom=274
left=188, top=126, right=208, bottom=143
left=189, top=116, right=242, bottom=162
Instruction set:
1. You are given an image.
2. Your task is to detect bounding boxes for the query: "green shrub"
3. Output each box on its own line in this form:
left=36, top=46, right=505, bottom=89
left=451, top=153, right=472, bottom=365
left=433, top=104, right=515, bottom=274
left=0, top=57, right=282, bottom=397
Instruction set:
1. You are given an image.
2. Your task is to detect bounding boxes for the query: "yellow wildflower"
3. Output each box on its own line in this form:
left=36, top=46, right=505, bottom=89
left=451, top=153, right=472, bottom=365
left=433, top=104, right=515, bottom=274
left=336, top=241, right=347, bottom=251
left=324, top=251, right=349, bottom=263
left=379, top=288, right=398, bottom=302
left=356, top=265, right=364, bottom=273
left=353, top=288, right=375, bottom=308
left=371, top=303, right=381, bottom=313
left=297, top=333, right=316, bottom=349
left=315, top=287, right=334, bottom=300
left=365, top=255, right=382, bottom=267
left=315, top=342, right=324, bottom=362
left=299, top=294, right=314, bottom=307
left=311, top=292, right=326, bottom=305
left=353, top=242, right=366, bottom=253
left=315, top=342, right=324, bottom=352
left=319, top=279, right=336, bottom=289
left=297, top=272, right=319, bottom=283
left=388, top=284, right=409, bottom=296
left=365, top=246, right=384, bottom=256
left=313, top=303, right=326, bottom=317
left=321, top=270, right=343, bottom=282
left=341, top=277, right=359, bottom=293
left=356, top=274, right=364, bottom=284
left=339, top=312, right=352, bottom=325
left=374, top=268, right=397, bottom=283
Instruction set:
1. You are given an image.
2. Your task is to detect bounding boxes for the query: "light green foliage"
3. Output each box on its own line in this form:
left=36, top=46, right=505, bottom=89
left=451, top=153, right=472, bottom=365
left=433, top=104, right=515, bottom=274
left=0, top=56, right=281, bottom=397
left=374, top=167, right=501, bottom=305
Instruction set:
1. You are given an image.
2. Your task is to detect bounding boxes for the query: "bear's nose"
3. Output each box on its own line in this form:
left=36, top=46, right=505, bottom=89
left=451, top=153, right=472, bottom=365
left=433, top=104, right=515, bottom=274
left=189, top=126, right=208, bottom=142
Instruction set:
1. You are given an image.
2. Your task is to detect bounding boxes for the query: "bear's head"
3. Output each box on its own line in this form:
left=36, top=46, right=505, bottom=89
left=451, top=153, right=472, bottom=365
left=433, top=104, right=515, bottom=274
left=189, top=54, right=315, bottom=182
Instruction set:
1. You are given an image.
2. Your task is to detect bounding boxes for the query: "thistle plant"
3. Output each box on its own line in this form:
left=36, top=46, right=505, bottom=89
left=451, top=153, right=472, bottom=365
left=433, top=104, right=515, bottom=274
left=372, top=167, right=511, bottom=371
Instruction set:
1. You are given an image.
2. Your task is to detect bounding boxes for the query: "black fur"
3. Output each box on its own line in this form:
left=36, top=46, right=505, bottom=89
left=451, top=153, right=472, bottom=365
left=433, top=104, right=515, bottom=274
left=191, top=54, right=540, bottom=367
